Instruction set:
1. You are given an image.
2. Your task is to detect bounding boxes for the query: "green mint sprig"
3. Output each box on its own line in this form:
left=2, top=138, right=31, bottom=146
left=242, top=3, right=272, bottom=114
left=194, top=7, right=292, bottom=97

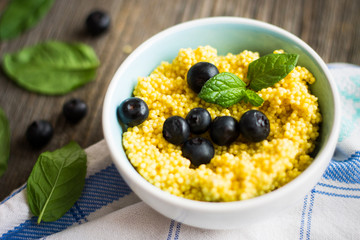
left=198, top=72, right=263, bottom=107
left=248, top=53, right=299, bottom=91
left=198, top=53, right=299, bottom=107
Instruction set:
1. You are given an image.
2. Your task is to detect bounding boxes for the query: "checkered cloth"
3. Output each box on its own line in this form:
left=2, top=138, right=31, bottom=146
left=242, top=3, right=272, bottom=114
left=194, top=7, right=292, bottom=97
left=1, top=63, right=359, bottom=240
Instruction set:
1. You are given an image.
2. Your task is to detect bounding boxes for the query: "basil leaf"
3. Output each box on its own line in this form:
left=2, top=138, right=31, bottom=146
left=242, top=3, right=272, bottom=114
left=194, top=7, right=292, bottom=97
left=248, top=53, right=299, bottom=91
left=198, top=72, right=247, bottom=108
left=0, top=107, right=10, bottom=177
left=2, top=41, right=100, bottom=95
left=243, top=89, right=264, bottom=107
left=0, top=0, right=54, bottom=41
left=27, top=141, right=87, bottom=224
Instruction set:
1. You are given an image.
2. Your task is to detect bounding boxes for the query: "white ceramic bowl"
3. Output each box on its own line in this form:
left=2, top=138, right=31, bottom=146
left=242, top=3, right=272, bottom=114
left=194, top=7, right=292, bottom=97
left=102, top=17, right=341, bottom=229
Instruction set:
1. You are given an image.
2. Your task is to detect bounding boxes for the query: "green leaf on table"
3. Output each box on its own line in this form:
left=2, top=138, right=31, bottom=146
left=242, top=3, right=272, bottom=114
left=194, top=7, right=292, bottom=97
left=248, top=53, right=299, bottom=91
left=27, top=141, right=87, bottom=224
left=2, top=41, right=100, bottom=95
left=198, top=72, right=260, bottom=108
left=0, top=107, right=10, bottom=177
left=0, top=0, right=55, bottom=41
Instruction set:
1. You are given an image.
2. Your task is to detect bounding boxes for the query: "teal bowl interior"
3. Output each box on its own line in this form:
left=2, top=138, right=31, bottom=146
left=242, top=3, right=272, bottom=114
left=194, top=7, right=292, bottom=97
left=104, top=17, right=335, bottom=157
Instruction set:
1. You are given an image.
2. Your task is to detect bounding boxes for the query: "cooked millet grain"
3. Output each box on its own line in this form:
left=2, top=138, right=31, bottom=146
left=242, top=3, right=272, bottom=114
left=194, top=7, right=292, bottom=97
left=123, top=46, right=322, bottom=202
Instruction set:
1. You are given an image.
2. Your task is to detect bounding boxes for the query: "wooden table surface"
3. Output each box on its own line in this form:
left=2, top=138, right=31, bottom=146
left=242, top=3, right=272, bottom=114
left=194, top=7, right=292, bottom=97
left=0, top=0, right=359, bottom=201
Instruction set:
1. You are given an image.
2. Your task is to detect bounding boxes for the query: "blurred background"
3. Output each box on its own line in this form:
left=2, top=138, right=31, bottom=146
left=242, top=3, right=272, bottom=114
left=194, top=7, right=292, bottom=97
left=0, top=0, right=359, bottom=201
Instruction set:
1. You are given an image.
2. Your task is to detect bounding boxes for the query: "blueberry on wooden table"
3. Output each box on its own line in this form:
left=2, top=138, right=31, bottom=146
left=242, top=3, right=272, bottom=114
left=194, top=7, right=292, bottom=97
left=210, top=116, right=240, bottom=146
left=239, top=110, right=270, bottom=142
left=162, top=116, right=190, bottom=145
left=26, top=120, right=54, bottom=148
left=187, top=62, right=219, bottom=93
left=182, top=137, right=214, bottom=167
left=185, top=107, right=212, bottom=134
left=117, top=97, right=149, bottom=127
left=63, top=98, right=88, bottom=123
left=85, top=10, right=110, bottom=35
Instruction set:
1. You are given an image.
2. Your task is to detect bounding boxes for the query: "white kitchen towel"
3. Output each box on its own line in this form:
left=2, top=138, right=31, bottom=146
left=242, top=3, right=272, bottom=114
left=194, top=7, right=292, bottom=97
left=0, top=63, right=359, bottom=240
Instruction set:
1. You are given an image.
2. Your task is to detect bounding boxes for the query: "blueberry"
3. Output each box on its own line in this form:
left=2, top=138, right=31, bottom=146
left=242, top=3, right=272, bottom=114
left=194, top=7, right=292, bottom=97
left=162, top=116, right=190, bottom=145
left=239, top=110, right=270, bottom=142
left=117, top=97, right=149, bottom=127
left=210, top=116, right=240, bottom=146
left=187, top=62, right=219, bottom=93
left=185, top=108, right=211, bottom=134
left=63, top=98, right=88, bottom=123
left=26, top=120, right=54, bottom=148
left=85, top=10, right=110, bottom=35
left=182, top=137, right=214, bottom=167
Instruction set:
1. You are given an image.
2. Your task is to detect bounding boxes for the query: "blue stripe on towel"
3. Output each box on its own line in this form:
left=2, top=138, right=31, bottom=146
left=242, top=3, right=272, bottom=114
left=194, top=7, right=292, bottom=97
left=314, top=191, right=360, bottom=199
left=299, top=156, right=360, bottom=240
left=166, top=220, right=181, bottom=240
left=323, top=152, right=360, bottom=183
left=317, top=182, right=360, bottom=191
left=299, top=194, right=308, bottom=239
left=166, top=220, right=175, bottom=240
left=299, top=186, right=360, bottom=240
left=174, top=222, right=182, bottom=240
left=1, top=164, right=132, bottom=239
left=305, top=189, right=316, bottom=240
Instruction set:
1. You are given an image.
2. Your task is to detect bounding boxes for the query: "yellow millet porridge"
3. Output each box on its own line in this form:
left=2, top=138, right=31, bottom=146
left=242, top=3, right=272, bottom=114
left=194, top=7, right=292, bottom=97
left=122, top=46, right=322, bottom=202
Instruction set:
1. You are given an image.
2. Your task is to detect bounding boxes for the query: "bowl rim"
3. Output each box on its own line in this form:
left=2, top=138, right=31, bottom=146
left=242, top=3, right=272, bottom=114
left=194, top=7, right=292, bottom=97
left=102, top=16, right=341, bottom=212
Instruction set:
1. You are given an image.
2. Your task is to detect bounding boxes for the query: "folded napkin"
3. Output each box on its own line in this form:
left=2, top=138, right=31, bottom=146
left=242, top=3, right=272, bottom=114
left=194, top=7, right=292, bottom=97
left=1, top=63, right=359, bottom=240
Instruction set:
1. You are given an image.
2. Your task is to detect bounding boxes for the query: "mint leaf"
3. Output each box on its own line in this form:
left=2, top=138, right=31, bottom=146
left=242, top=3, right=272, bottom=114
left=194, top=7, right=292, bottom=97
left=243, top=89, right=264, bottom=107
left=248, top=53, right=299, bottom=91
left=198, top=72, right=246, bottom=108
left=0, top=0, right=55, bottom=41
left=27, top=141, right=87, bottom=224
left=197, top=53, right=299, bottom=108
left=0, top=107, right=10, bottom=177
left=2, top=41, right=100, bottom=95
